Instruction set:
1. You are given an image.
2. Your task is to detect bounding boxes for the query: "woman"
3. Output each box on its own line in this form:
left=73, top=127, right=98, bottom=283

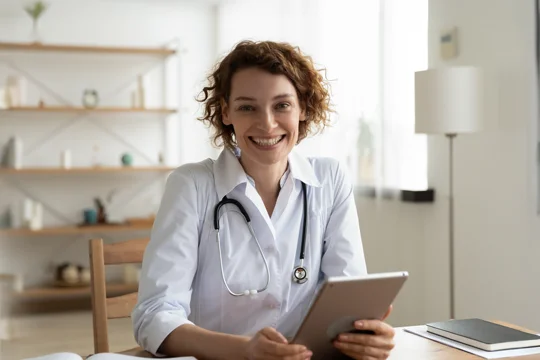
left=132, top=40, right=395, bottom=360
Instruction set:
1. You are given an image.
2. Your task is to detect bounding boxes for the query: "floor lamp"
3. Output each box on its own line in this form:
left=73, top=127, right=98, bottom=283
left=414, top=66, right=484, bottom=320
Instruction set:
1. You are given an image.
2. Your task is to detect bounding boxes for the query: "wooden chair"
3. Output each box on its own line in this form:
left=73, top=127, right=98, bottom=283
left=89, top=237, right=154, bottom=358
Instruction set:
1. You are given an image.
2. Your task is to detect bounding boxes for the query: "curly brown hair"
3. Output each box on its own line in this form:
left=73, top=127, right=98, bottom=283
left=197, top=40, right=333, bottom=150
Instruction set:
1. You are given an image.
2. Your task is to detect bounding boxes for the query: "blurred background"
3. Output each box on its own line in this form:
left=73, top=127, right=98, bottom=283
left=0, top=0, right=539, bottom=358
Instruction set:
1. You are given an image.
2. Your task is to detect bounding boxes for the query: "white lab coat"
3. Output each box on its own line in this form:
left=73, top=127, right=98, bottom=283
left=132, top=148, right=367, bottom=355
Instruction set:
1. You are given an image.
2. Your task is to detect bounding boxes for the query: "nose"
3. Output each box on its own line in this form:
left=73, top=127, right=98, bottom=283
left=256, top=109, right=278, bottom=132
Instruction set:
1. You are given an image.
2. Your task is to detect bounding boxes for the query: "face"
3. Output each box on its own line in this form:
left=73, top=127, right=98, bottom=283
left=222, top=67, right=305, bottom=170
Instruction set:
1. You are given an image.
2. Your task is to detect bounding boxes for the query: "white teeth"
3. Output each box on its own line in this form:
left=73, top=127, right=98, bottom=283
left=251, top=136, right=284, bottom=146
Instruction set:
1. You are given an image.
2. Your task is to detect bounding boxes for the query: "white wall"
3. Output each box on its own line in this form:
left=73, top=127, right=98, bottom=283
left=0, top=0, right=217, bottom=287
left=358, top=0, right=540, bottom=331
left=425, top=0, right=540, bottom=329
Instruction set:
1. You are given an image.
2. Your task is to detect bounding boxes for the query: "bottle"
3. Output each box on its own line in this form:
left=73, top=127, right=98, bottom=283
left=137, top=75, right=145, bottom=109
left=60, top=150, right=71, bottom=169
left=8, top=136, right=23, bottom=169
left=30, top=202, right=43, bottom=231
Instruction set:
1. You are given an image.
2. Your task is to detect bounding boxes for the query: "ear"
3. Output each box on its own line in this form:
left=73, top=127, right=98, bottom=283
left=221, top=98, right=231, bottom=125
left=300, top=107, right=307, bottom=122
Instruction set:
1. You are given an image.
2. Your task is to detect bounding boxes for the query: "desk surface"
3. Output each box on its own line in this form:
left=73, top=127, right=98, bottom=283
left=390, top=322, right=540, bottom=360
left=119, top=321, right=540, bottom=359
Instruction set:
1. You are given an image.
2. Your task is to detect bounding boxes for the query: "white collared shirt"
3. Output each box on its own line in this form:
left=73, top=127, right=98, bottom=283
left=132, top=148, right=367, bottom=355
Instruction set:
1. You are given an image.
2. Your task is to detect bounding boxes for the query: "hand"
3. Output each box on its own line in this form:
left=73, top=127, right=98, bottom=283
left=243, top=327, right=313, bottom=360
left=333, top=305, right=395, bottom=360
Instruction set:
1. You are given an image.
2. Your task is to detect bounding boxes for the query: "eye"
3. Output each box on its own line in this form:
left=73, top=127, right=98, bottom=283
left=238, top=105, right=255, bottom=112
left=275, top=102, right=291, bottom=110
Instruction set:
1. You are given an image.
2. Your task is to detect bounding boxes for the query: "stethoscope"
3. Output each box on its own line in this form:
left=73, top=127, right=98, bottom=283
left=213, top=182, right=309, bottom=297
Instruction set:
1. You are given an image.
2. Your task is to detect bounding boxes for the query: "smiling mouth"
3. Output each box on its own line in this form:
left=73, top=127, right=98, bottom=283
left=249, top=135, right=286, bottom=147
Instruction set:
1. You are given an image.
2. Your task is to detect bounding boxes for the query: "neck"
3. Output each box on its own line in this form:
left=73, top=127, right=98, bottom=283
left=240, top=157, right=288, bottom=214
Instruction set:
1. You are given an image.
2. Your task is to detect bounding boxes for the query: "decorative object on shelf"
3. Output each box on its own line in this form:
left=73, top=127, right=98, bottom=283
left=54, top=262, right=79, bottom=285
left=78, top=266, right=91, bottom=285
left=83, top=208, right=97, bottom=225
left=136, top=74, right=146, bottom=108
left=24, top=1, right=49, bottom=44
left=82, top=89, right=99, bottom=109
left=94, top=197, right=107, bottom=224
left=0, top=209, right=10, bottom=229
left=0, top=141, right=9, bottom=167
left=38, top=98, right=45, bottom=107
left=5, top=76, right=27, bottom=107
left=8, top=202, right=21, bottom=229
left=53, top=263, right=91, bottom=286
left=121, top=152, right=133, bottom=166
left=29, top=202, right=43, bottom=230
left=21, top=198, right=42, bottom=230
left=123, top=264, right=141, bottom=284
left=3, top=85, right=12, bottom=108
left=158, top=152, right=164, bottom=165
left=60, top=149, right=71, bottom=169
left=5, top=136, right=23, bottom=169
left=0, top=88, right=7, bottom=109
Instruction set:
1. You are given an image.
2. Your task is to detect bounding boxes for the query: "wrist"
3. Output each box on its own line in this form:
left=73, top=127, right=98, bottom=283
left=231, top=334, right=250, bottom=360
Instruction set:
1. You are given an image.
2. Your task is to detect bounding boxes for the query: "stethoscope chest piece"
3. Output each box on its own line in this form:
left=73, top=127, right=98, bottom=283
left=292, top=266, right=308, bottom=284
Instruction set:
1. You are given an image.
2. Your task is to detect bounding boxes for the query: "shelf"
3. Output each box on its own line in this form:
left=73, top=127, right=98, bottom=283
left=0, top=224, right=152, bottom=237
left=0, top=166, right=175, bottom=175
left=0, top=41, right=176, bottom=56
left=1, top=106, right=176, bottom=114
left=15, top=282, right=139, bottom=300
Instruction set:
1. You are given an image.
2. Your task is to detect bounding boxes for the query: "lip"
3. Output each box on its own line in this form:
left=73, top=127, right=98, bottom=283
left=248, top=135, right=286, bottom=150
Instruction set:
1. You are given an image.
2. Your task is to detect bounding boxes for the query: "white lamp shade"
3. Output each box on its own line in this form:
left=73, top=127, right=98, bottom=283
left=415, top=66, right=484, bottom=134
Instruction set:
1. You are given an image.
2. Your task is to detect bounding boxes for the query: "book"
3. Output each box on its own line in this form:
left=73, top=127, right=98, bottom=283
left=426, top=318, right=540, bottom=351
left=24, top=352, right=195, bottom=360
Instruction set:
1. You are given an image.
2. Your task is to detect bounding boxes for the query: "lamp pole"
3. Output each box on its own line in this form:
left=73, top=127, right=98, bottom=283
left=447, top=133, right=456, bottom=320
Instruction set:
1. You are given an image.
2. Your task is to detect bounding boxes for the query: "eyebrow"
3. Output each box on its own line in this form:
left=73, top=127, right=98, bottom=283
left=233, top=93, right=295, bottom=102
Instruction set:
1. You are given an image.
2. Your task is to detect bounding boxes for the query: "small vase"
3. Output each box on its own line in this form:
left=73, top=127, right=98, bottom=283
left=31, top=19, right=42, bottom=44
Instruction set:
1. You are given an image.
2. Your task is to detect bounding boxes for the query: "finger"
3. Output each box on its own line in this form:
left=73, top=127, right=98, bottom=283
left=382, top=305, right=393, bottom=320
left=260, top=327, right=288, bottom=344
left=339, top=349, right=379, bottom=360
left=337, top=333, right=395, bottom=350
left=334, top=341, right=391, bottom=359
left=260, top=337, right=309, bottom=357
left=354, top=320, right=395, bottom=337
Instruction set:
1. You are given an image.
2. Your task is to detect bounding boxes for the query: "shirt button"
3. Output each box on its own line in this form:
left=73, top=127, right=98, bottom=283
left=264, top=246, right=275, bottom=254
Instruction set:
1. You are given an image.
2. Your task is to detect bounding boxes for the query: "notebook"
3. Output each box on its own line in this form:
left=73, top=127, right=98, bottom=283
left=24, top=352, right=195, bottom=360
left=426, top=318, right=540, bottom=351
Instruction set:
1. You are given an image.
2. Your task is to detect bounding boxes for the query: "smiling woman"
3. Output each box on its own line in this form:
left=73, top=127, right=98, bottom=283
left=131, top=40, right=396, bottom=360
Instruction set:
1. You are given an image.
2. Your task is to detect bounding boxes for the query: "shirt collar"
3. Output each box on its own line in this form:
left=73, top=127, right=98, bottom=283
left=213, top=148, right=249, bottom=200
left=287, top=149, right=322, bottom=189
left=213, top=148, right=322, bottom=200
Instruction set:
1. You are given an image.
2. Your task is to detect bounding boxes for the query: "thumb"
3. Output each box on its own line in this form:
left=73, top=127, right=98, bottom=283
left=382, top=304, right=393, bottom=320
left=261, top=327, right=288, bottom=344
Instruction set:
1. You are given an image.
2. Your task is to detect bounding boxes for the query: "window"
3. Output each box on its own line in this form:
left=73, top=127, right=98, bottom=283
left=216, top=0, right=428, bottom=192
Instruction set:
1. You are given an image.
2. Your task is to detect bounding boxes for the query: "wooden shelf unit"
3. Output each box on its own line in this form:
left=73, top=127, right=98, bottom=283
left=0, top=224, right=152, bottom=237
left=2, top=106, right=176, bottom=114
left=15, top=282, right=139, bottom=300
left=0, top=166, right=175, bottom=175
left=0, top=41, right=176, bottom=56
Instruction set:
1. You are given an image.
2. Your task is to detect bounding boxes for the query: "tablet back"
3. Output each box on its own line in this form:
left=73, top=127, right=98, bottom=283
left=291, top=271, right=408, bottom=360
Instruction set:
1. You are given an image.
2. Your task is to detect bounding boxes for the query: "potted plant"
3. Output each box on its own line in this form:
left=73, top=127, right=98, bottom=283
left=24, top=1, right=49, bottom=44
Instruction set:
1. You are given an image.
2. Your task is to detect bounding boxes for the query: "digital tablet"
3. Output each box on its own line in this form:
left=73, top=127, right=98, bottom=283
left=291, top=271, right=409, bottom=359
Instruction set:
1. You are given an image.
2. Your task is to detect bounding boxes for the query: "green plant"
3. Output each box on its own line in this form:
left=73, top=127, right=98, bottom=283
left=24, top=1, right=48, bottom=21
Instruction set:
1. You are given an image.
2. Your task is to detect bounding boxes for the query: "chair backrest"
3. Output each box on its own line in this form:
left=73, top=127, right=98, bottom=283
left=89, top=237, right=149, bottom=354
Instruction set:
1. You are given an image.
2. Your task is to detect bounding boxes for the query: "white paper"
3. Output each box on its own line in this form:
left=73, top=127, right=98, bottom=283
left=88, top=354, right=196, bottom=360
left=23, top=352, right=82, bottom=360
left=404, top=325, right=540, bottom=359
